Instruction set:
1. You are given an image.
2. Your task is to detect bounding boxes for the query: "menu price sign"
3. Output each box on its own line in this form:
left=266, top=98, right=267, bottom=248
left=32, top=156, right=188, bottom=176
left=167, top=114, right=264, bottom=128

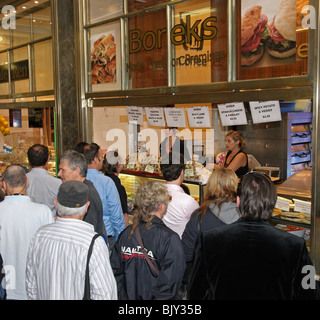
left=126, top=106, right=144, bottom=125
left=249, top=101, right=282, bottom=124
left=164, top=108, right=186, bottom=128
left=218, top=102, right=247, bottom=126
left=293, top=198, right=311, bottom=215
left=187, top=106, right=211, bottom=128
left=275, top=196, right=291, bottom=212
left=145, top=107, right=165, bottom=127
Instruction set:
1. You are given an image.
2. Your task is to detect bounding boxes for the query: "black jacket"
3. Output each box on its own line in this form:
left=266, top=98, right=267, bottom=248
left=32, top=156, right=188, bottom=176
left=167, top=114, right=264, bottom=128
left=110, top=216, right=186, bottom=300
left=188, top=218, right=318, bottom=300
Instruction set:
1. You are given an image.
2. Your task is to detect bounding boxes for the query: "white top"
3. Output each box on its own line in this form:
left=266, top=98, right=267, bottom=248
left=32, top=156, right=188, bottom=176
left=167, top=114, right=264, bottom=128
left=26, top=217, right=117, bottom=300
left=0, top=195, right=54, bottom=300
left=162, top=184, right=199, bottom=238
left=27, top=168, right=62, bottom=217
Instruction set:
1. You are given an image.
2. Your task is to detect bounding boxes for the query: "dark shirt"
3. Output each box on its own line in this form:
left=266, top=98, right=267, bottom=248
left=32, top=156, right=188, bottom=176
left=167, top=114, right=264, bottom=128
left=83, top=179, right=106, bottom=237
left=106, top=173, right=128, bottom=214
left=224, top=150, right=249, bottom=178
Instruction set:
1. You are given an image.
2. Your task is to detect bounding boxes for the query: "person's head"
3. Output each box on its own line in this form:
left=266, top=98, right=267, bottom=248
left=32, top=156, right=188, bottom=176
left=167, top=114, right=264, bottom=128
left=27, top=144, right=49, bottom=167
left=130, top=181, right=170, bottom=237
left=83, top=143, right=103, bottom=170
left=160, top=152, right=185, bottom=183
left=74, top=142, right=89, bottom=154
left=198, top=168, right=238, bottom=217
left=164, top=126, right=178, bottom=137
left=58, top=150, right=87, bottom=183
left=238, top=171, right=277, bottom=221
left=2, top=164, right=28, bottom=195
left=103, top=150, right=123, bottom=175
left=55, top=180, right=90, bottom=219
left=225, top=130, right=246, bottom=151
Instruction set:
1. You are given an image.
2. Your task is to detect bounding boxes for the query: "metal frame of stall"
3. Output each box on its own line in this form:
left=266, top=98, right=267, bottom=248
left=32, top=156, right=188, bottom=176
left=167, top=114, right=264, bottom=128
left=74, top=0, right=320, bottom=272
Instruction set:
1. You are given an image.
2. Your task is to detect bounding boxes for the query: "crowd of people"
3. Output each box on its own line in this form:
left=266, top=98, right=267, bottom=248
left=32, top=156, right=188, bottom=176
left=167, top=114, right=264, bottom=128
left=0, top=142, right=319, bottom=300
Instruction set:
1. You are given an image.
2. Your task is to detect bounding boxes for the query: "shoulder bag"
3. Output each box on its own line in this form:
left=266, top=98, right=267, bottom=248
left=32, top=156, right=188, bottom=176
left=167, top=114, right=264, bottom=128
left=83, top=233, right=101, bottom=300
left=135, top=227, right=159, bottom=276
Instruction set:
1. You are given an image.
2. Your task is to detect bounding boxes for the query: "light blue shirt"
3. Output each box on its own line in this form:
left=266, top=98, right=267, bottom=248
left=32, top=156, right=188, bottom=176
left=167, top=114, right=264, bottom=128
left=86, top=169, right=125, bottom=239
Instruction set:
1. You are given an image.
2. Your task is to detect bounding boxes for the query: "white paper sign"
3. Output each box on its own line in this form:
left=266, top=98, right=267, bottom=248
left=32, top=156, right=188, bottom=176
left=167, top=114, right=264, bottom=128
left=218, top=102, right=247, bottom=126
left=145, top=107, right=165, bottom=127
left=275, top=196, right=291, bottom=212
left=293, top=198, right=311, bottom=215
left=164, top=108, right=186, bottom=127
left=126, top=106, right=144, bottom=125
left=187, top=106, right=211, bottom=128
left=249, top=101, right=282, bottom=124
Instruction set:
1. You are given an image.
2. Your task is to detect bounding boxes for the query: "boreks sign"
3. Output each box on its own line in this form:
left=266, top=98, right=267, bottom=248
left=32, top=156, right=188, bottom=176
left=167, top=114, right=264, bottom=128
left=0, top=60, right=29, bottom=83
left=129, top=15, right=218, bottom=54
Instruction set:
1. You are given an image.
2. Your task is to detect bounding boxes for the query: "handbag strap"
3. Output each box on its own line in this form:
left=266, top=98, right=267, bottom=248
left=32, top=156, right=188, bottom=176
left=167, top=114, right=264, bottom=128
left=135, top=227, right=159, bottom=276
left=83, top=233, right=101, bottom=300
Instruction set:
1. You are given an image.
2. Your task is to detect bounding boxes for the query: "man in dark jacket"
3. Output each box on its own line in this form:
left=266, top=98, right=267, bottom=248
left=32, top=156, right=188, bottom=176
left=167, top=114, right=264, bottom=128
left=188, top=171, right=318, bottom=300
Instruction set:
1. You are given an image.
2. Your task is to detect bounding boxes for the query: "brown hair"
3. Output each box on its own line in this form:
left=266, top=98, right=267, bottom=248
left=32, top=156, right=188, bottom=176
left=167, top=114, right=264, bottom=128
left=198, top=168, right=238, bottom=218
left=226, top=130, right=247, bottom=149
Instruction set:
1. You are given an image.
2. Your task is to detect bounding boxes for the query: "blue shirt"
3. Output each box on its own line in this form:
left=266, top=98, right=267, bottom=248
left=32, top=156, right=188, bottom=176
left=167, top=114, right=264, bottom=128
left=86, top=169, right=125, bottom=239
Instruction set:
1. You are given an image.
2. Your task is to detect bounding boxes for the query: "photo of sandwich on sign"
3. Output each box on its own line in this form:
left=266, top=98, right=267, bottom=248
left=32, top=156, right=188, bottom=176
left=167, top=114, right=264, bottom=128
left=241, top=0, right=298, bottom=68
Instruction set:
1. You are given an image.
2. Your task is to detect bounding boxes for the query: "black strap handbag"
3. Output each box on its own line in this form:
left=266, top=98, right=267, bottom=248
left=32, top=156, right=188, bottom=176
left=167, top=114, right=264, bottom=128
left=83, top=233, right=101, bottom=300
left=135, top=227, right=159, bottom=276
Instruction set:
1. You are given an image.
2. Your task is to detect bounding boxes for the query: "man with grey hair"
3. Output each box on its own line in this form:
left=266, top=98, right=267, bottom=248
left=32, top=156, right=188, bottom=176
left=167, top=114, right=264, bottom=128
left=0, top=165, right=53, bottom=300
left=26, top=181, right=117, bottom=300
left=58, top=150, right=106, bottom=237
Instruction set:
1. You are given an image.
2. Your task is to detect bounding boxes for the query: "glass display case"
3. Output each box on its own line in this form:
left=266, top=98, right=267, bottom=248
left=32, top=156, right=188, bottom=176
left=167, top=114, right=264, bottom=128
left=270, top=170, right=311, bottom=251
left=119, top=170, right=206, bottom=207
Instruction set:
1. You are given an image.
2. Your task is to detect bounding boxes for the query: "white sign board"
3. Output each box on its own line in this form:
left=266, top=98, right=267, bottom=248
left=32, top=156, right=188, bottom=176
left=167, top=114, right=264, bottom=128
left=249, top=101, right=282, bottom=124
left=145, top=107, right=166, bottom=127
left=293, top=198, right=311, bottom=215
left=275, top=196, right=291, bottom=212
left=126, top=106, right=144, bottom=125
left=164, top=108, right=186, bottom=128
left=187, top=106, right=211, bottom=128
left=218, top=102, right=248, bottom=126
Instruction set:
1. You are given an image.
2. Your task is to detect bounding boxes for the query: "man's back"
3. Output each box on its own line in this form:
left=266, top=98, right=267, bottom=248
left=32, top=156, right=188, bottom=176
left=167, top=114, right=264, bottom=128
left=0, top=195, right=53, bottom=300
left=27, top=168, right=62, bottom=216
left=188, top=218, right=317, bottom=300
left=86, top=169, right=125, bottom=239
left=26, top=217, right=117, bottom=300
left=162, top=184, right=199, bottom=238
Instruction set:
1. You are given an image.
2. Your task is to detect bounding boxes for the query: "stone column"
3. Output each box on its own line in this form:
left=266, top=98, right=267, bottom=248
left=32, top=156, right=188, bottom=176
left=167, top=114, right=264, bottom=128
left=51, top=0, right=80, bottom=159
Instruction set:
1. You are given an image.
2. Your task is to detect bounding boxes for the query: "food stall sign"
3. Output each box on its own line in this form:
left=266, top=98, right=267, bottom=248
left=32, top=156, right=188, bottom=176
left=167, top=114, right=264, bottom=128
left=293, top=198, right=311, bottom=215
left=187, top=106, right=211, bottom=128
left=275, top=196, right=291, bottom=211
left=164, top=108, right=186, bottom=128
left=126, top=106, right=144, bottom=125
left=145, top=107, right=165, bottom=127
left=249, top=100, right=282, bottom=124
left=217, top=102, right=247, bottom=126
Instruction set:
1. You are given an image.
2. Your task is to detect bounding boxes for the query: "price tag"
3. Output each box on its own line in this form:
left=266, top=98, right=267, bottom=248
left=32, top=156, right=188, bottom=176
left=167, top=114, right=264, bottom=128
left=184, top=168, right=194, bottom=177
left=275, top=196, right=291, bottom=212
left=249, top=101, right=282, bottom=124
left=218, top=102, right=247, bottom=126
left=293, top=198, right=311, bottom=214
left=144, top=165, right=155, bottom=173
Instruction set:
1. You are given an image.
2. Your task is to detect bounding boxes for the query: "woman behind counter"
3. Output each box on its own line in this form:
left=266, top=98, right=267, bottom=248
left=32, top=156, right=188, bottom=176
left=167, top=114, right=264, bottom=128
left=215, top=130, right=249, bottom=178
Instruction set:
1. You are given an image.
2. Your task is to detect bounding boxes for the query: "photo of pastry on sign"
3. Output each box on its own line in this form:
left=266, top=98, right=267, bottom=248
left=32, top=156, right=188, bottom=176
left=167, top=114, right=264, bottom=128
left=91, top=33, right=116, bottom=84
left=241, top=0, right=308, bottom=68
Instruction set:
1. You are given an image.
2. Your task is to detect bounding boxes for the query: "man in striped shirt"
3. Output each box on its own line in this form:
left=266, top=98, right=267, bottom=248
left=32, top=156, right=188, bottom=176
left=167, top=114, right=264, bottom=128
left=26, top=181, right=117, bottom=300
